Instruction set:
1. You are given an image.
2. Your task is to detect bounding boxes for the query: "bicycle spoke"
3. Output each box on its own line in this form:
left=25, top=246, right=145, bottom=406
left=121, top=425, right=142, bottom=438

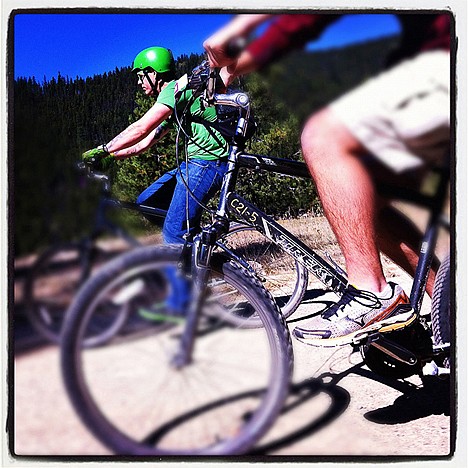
left=62, top=246, right=292, bottom=455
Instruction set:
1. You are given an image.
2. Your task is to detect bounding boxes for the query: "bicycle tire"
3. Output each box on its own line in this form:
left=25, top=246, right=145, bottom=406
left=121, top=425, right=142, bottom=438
left=61, top=244, right=293, bottom=455
left=431, top=254, right=451, bottom=369
left=24, top=242, right=130, bottom=347
left=215, top=223, right=308, bottom=327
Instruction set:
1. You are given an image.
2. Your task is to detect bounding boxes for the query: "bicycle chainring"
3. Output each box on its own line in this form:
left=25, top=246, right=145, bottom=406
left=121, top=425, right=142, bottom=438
left=360, top=320, right=433, bottom=379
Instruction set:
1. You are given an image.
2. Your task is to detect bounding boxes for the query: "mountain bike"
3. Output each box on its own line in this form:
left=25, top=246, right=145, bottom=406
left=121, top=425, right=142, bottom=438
left=22, top=165, right=161, bottom=347
left=25, top=161, right=309, bottom=346
left=60, top=63, right=452, bottom=455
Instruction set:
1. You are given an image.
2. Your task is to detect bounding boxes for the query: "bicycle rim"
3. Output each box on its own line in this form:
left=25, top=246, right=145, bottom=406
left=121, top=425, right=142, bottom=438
left=61, top=245, right=293, bottom=455
left=215, top=224, right=308, bottom=327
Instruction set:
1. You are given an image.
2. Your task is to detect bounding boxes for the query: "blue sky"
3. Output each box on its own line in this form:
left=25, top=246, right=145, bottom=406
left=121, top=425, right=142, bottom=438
left=13, top=13, right=400, bottom=81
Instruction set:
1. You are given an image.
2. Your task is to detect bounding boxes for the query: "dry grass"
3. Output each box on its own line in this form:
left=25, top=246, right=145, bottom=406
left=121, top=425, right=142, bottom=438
left=221, top=216, right=345, bottom=276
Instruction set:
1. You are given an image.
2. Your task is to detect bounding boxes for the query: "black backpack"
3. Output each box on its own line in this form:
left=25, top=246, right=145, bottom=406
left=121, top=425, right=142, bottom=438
left=190, top=105, right=257, bottom=148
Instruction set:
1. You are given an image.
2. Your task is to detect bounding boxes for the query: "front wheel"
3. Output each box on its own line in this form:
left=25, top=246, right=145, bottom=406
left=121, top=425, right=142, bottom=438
left=61, top=244, right=293, bottom=455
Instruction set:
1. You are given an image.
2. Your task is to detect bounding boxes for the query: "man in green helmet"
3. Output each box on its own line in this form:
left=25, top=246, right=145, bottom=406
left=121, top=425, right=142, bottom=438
left=82, top=46, right=229, bottom=316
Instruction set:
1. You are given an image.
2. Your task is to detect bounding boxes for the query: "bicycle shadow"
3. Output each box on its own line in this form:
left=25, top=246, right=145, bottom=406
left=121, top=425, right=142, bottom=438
left=286, top=287, right=335, bottom=324
left=250, top=364, right=451, bottom=455
left=138, top=350, right=449, bottom=455
left=363, top=376, right=451, bottom=425
left=249, top=374, right=352, bottom=455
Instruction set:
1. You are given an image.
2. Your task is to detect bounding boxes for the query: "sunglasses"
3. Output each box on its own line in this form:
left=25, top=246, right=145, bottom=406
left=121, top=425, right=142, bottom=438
left=137, top=70, right=156, bottom=82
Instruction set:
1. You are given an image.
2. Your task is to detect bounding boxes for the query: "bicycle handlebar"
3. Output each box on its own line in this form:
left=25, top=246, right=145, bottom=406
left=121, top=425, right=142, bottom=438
left=76, top=162, right=111, bottom=192
left=187, top=62, right=250, bottom=109
left=186, top=62, right=252, bottom=143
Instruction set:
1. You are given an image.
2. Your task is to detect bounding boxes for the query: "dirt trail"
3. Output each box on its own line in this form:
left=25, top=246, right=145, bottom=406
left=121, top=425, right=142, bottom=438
left=11, top=275, right=452, bottom=459
left=10, top=216, right=452, bottom=459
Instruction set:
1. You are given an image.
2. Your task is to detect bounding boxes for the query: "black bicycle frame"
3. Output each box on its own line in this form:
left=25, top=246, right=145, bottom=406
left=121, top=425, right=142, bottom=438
left=214, top=146, right=450, bottom=315
left=226, top=191, right=348, bottom=293
left=210, top=146, right=348, bottom=295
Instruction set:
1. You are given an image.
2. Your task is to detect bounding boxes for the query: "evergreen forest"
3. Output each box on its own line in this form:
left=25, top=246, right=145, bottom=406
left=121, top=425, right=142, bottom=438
left=12, top=37, right=398, bottom=256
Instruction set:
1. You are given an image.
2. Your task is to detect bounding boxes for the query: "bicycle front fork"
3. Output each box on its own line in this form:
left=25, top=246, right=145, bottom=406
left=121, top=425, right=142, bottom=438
left=171, top=222, right=227, bottom=369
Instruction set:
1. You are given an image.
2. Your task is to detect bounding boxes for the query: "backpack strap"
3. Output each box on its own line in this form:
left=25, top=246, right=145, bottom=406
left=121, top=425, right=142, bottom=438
left=187, top=114, right=227, bottom=148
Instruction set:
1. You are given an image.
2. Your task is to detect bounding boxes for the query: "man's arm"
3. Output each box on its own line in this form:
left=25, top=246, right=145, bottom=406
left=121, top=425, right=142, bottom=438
left=112, top=124, right=170, bottom=160
left=205, top=14, right=339, bottom=85
left=204, top=14, right=272, bottom=68
left=105, top=102, right=172, bottom=153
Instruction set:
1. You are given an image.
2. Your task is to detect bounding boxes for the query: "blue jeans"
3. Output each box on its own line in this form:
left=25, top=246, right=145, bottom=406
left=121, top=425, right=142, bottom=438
left=137, top=159, right=228, bottom=312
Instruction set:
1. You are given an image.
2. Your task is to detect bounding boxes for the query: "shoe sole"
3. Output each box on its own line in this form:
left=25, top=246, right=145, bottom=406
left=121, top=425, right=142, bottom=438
left=293, top=309, right=417, bottom=348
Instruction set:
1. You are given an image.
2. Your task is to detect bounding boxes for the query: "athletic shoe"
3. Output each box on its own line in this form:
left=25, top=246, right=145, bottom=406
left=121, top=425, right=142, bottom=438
left=293, top=282, right=415, bottom=347
left=138, top=302, right=185, bottom=324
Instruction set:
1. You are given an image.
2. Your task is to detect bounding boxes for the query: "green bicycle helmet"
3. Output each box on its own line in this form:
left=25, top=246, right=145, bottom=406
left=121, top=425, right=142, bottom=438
left=132, top=46, right=175, bottom=74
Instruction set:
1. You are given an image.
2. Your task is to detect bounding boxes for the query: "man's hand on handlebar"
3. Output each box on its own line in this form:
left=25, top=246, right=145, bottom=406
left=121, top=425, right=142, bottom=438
left=82, top=145, right=115, bottom=172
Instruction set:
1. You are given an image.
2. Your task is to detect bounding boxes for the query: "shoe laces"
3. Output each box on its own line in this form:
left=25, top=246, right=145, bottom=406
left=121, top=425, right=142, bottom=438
left=322, top=286, right=382, bottom=320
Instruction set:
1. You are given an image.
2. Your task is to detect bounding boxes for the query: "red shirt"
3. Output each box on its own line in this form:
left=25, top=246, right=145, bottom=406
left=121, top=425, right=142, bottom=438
left=247, top=13, right=451, bottom=69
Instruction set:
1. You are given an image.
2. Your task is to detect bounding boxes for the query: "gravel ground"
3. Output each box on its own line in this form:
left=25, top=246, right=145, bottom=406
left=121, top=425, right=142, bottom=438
left=10, top=273, right=453, bottom=461
left=9, top=216, right=455, bottom=462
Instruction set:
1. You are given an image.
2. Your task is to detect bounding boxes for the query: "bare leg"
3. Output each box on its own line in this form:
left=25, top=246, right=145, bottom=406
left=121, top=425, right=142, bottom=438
left=301, top=108, right=387, bottom=293
left=376, top=204, right=437, bottom=297
left=302, top=107, right=438, bottom=297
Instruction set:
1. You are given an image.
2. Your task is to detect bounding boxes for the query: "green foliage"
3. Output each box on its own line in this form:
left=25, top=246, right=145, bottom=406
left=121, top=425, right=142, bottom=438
left=237, top=115, right=321, bottom=218
left=13, top=68, right=136, bottom=254
left=13, top=38, right=398, bottom=256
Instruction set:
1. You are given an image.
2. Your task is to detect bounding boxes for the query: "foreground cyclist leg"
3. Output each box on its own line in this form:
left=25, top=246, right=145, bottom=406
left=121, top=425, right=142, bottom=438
left=294, top=52, right=449, bottom=347
left=295, top=109, right=412, bottom=346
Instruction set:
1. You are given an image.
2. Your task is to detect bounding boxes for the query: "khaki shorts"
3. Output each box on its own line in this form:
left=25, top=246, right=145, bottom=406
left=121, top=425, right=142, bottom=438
left=330, top=50, right=450, bottom=173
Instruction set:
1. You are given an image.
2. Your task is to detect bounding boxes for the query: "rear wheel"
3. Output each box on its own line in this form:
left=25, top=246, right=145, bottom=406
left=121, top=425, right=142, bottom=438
left=61, top=244, right=293, bottom=455
left=215, top=223, right=308, bottom=327
left=431, top=254, right=451, bottom=369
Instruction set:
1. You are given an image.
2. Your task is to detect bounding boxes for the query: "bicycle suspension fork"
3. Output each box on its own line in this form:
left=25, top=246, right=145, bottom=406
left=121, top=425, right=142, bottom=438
left=172, top=147, right=240, bottom=368
left=171, top=235, right=213, bottom=369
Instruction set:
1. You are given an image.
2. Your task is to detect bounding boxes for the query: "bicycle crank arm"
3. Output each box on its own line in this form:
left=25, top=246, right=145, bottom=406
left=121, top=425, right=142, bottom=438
left=365, top=333, right=419, bottom=366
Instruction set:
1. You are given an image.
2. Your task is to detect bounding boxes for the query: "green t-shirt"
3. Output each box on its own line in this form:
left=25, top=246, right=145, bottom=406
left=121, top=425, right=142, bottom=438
left=157, top=80, right=229, bottom=160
